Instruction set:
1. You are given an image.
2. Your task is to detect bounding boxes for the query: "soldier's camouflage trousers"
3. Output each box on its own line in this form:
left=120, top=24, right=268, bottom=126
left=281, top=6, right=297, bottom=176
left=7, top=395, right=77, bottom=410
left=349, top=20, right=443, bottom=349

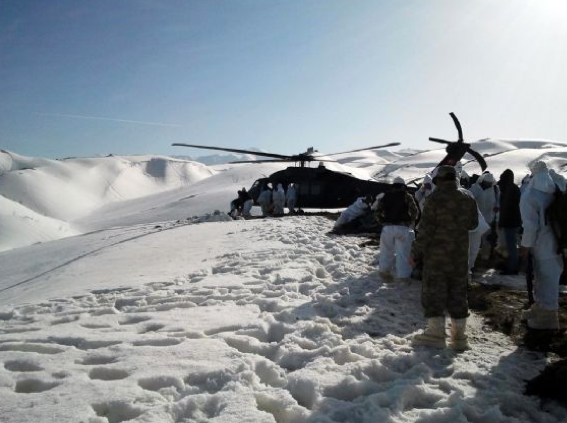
left=421, top=269, right=469, bottom=319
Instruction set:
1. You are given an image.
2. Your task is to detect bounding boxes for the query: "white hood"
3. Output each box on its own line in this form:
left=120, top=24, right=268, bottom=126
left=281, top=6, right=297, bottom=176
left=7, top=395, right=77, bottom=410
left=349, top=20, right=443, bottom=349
left=529, top=170, right=556, bottom=193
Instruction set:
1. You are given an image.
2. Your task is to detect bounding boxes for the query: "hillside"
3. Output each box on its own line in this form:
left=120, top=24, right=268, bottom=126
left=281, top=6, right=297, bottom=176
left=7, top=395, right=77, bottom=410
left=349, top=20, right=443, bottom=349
left=1, top=139, right=567, bottom=252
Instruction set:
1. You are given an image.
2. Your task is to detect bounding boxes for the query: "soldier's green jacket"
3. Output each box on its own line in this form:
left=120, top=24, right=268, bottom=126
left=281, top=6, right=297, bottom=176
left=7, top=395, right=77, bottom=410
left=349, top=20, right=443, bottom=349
left=412, top=180, right=478, bottom=275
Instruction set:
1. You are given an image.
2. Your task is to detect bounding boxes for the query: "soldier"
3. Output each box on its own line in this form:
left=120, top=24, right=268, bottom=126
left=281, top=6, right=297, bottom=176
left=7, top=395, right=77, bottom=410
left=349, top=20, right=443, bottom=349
left=497, top=169, right=521, bottom=275
left=520, top=161, right=563, bottom=330
left=414, top=173, right=435, bottom=212
left=257, top=185, right=273, bottom=217
left=411, top=166, right=478, bottom=350
left=286, top=183, right=297, bottom=214
left=238, top=187, right=253, bottom=217
left=469, top=171, right=499, bottom=264
left=375, top=176, right=419, bottom=281
left=272, top=183, right=286, bottom=216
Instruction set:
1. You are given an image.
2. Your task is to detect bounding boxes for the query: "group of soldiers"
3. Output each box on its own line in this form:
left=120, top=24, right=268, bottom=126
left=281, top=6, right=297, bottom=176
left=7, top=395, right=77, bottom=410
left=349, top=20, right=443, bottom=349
left=230, top=183, right=298, bottom=218
left=229, top=188, right=254, bottom=218
left=372, top=161, right=566, bottom=351
left=230, top=161, right=565, bottom=351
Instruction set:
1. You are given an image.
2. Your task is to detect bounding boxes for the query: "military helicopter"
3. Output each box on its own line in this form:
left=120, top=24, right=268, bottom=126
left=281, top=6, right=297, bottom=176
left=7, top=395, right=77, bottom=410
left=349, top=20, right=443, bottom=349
left=172, top=112, right=486, bottom=209
left=172, top=142, right=403, bottom=209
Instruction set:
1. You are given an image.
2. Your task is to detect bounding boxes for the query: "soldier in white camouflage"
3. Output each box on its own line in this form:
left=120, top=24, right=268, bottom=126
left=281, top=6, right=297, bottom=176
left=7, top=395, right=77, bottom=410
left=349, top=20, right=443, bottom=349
left=411, top=165, right=479, bottom=350
left=375, top=176, right=419, bottom=281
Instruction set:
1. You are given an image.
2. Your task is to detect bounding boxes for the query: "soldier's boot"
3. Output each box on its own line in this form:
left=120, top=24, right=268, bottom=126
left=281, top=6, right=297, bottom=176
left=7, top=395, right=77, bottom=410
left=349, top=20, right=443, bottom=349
left=378, top=270, right=393, bottom=281
left=395, top=277, right=412, bottom=283
left=449, top=318, right=469, bottom=351
left=527, top=309, right=560, bottom=330
left=521, top=303, right=543, bottom=322
left=412, top=317, right=447, bottom=348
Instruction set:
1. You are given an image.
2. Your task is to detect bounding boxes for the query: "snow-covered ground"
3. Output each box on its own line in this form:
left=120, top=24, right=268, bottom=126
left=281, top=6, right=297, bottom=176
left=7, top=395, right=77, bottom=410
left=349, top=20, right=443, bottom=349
left=1, top=141, right=567, bottom=422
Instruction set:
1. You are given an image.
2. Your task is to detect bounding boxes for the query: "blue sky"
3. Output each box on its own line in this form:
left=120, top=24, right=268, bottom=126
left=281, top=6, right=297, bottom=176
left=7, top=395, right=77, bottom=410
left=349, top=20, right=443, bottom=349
left=1, top=0, right=567, bottom=159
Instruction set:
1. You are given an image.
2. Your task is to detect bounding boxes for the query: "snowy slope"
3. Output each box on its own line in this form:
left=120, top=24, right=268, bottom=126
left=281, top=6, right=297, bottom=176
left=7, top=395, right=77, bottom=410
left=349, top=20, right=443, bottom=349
left=0, top=195, right=79, bottom=252
left=0, top=151, right=214, bottom=250
left=1, top=142, right=567, bottom=422
left=369, top=139, right=567, bottom=185
left=1, top=216, right=565, bottom=423
left=2, top=140, right=567, bottom=252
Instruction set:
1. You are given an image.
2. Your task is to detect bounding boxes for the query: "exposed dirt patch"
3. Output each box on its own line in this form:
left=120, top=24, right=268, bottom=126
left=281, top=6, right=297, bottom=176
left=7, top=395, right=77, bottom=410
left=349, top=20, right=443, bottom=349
left=468, top=282, right=567, bottom=403
left=469, top=284, right=567, bottom=355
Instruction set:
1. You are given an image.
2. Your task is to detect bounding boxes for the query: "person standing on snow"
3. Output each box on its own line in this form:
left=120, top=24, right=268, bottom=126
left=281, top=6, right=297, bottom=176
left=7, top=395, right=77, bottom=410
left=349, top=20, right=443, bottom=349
left=549, top=169, right=567, bottom=192
left=520, top=174, right=531, bottom=195
left=286, top=183, right=297, bottom=214
left=257, top=185, right=273, bottom=217
left=455, top=161, right=471, bottom=189
left=520, top=161, right=564, bottom=330
left=239, top=188, right=254, bottom=217
left=497, top=169, right=522, bottom=275
left=272, top=183, right=286, bottom=216
left=411, top=166, right=478, bottom=350
left=449, top=164, right=490, bottom=275
left=375, top=176, right=418, bottom=282
left=229, top=197, right=240, bottom=218
left=469, top=171, right=499, bottom=264
left=415, top=173, right=435, bottom=212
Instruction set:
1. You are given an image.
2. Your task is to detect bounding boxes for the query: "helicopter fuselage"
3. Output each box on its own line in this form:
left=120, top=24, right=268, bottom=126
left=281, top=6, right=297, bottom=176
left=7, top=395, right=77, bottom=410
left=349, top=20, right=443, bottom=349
left=248, top=165, right=408, bottom=209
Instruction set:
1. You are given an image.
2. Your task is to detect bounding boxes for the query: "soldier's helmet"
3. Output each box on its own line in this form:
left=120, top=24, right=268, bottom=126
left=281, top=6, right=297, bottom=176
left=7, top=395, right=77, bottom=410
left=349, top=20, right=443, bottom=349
left=434, top=165, right=457, bottom=182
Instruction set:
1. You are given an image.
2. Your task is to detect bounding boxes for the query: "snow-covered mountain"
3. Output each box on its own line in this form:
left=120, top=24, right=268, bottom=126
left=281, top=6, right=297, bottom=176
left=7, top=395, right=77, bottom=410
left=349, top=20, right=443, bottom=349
left=1, top=141, right=567, bottom=422
left=369, top=139, right=567, bottom=184
left=1, top=140, right=567, bottom=253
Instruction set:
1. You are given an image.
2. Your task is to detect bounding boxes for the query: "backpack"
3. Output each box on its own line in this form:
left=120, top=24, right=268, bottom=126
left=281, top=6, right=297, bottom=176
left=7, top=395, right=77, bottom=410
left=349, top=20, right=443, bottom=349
left=545, top=185, right=567, bottom=255
left=381, top=191, right=410, bottom=224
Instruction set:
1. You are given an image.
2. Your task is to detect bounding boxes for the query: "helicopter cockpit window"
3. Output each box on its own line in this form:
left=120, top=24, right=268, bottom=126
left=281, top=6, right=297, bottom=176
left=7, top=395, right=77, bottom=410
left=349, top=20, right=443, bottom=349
left=299, top=183, right=322, bottom=196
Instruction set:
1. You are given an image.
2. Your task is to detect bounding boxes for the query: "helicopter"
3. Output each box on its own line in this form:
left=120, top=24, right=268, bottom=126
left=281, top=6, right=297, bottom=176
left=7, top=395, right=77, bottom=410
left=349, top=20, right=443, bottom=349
left=172, top=112, right=487, bottom=210
left=172, top=142, right=404, bottom=209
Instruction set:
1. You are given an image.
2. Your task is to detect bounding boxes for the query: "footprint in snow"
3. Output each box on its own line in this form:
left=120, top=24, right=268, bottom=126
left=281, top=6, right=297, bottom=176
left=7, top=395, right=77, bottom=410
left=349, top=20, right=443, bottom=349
left=118, top=315, right=151, bottom=325
left=14, top=379, right=60, bottom=393
left=91, top=401, right=144, bottom=423
left=4, top=360, right=44, bottom=372
left=0, top=342, right=65, bottom=355
left=88, top=367, right=130, bottom=381
left=78, top=355, right=119, bottom=366
left=132, top=338, right=183, bottom=347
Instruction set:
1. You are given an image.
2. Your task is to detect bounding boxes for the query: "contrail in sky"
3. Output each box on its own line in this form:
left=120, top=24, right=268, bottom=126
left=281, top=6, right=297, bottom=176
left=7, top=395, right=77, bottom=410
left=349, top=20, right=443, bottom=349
left=38, top=112, right=182, bottom=128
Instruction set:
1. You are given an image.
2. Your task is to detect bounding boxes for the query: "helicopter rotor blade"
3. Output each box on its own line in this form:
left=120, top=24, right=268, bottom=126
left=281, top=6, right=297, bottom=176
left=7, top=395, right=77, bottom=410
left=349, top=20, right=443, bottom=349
left=172, top=143, right=291, bottom=160
left=227, top=158, right=339, bottom=164
left=428, top=137, right=452, bottom=145
left=465, top=147, right=488, bottom=171
left=227, top=159, right=296, bottom=164
left=321, top=142, right=401, bottom=157
left=449, top=112, right=464, bottom=142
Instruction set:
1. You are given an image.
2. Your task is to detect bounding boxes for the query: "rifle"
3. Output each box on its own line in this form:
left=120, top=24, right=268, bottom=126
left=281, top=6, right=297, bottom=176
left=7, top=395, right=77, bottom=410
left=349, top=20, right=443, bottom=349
left=526, top=250, right=535, bottom=306
left=487, top=220, right=498, bottom=263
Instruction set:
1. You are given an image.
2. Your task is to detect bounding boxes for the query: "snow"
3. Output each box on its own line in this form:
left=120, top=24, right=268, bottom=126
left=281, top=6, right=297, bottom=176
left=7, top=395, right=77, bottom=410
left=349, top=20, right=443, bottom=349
left=1, top=141, right=567, bottom=422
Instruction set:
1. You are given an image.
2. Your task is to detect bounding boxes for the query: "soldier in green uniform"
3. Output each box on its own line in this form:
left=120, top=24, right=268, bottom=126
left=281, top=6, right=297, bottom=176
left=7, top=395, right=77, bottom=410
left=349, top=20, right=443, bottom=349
left=411, top=166, right=478, bottom=350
